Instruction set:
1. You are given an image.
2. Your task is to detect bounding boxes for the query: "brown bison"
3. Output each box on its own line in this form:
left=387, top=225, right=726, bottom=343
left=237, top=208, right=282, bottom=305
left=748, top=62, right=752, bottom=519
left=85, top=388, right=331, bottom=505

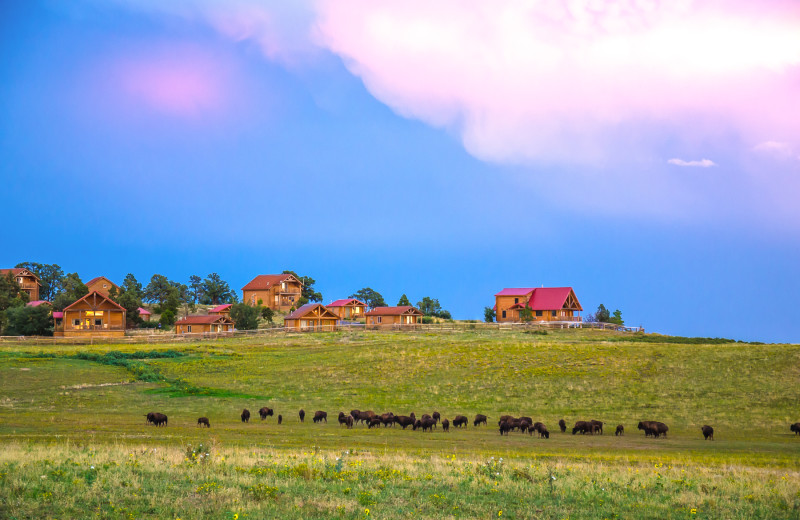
left=414, top=417, right=436, bottom=432
left=313, top=411, right=327, bottom=423
left=379, top=412, right=395, bottom=427
left=558, top=419, right=567, bottom=433
left=393, top=415, right=415, bottom=429
left=241, top=409, right=250, bottom=423
left=590, top=420, right=604, bottom=435
left=145, top=412, right=156, bottom=424
left=352, top=410, right=376, bottom=425
left=146, top=412, right=167, bottom=426
left=453, top=415, right=468, bottom=428
left=532, top=422, right=548, bottom=438
left=638, top=421, right=669, bottom=438
left=197, top=417, right=210, bottom=428
left=539, top=427, right=550, bottom=439
left=299, top=409, right=305, bottom=422
left=791, top=423, right=800, bottom=435
left=499, top=420, right=512, bottom=436
left=701, top=425, right=714, bottom=440
left=338, top=412, right=354, bottom=428
left=368, top=417, right=383, bottom=429
left=441, top=418, right=450, bottom=432
left=615, top=424, right=624, bottom=436
left=432, top=411, right=441, bottom=424
left=259, top=407, right=274, bottom=420
left=278, top=415, right=282, bottom=425
left=572, top=421, right=591, bottom=435
left=474, top=414, right=488, bottom=427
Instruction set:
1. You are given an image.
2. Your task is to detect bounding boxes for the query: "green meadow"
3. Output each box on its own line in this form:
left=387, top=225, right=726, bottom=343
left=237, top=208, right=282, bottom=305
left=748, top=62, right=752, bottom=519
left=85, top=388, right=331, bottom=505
left=1, top=329, right=799, bottom=519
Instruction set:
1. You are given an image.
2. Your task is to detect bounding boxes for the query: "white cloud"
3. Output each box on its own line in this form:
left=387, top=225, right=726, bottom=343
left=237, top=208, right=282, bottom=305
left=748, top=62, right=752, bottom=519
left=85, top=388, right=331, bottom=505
left=667, top=158, right=717, bottom=167
left=753, top=141, right=795, bottom=159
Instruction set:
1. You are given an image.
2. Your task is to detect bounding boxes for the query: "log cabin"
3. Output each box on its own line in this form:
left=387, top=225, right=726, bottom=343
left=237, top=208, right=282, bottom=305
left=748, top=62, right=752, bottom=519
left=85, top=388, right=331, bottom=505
left=208, top=304, right=232, bottom=317
left=364, top=306, right=424, bottom=328
left=175, top=315, right=235, bottom=335
left=137, top=307, right=151, bottom=321
left=242, top=274, right=303, bottom=311
left=54, top=291, right=127, bottom=337
left=284, top=303, right=339, bottom=332
left=494, top=287, right=582, bottom=323
left=85, top=276, right=119, bottom=297
left=326, top=298, right=367, bottom=321
left=0, top=268, right=41, bottom=301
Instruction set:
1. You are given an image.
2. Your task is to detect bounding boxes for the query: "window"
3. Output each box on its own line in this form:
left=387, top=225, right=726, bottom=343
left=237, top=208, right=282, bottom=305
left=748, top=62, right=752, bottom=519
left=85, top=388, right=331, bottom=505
left=94, top=319, right=102, bottom=326
left=501, top=311, right=506, bottom=318
left=103, top=284, right=107, bottom=288
left=514, top=297, right=519, bottom=304
left=378, top=316, right=382, bottom=323
left=551, top=310, right=557, bottom=317
left=535, top=311, right=543, bottom=317
left=187, top=325, right=192, bottom=333
left=73, top=319, right=81, bottom=326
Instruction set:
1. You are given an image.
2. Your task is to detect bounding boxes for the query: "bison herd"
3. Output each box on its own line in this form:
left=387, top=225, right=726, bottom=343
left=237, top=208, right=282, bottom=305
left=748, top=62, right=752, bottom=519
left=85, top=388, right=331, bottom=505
left=142, top=408, right=800, bottom=442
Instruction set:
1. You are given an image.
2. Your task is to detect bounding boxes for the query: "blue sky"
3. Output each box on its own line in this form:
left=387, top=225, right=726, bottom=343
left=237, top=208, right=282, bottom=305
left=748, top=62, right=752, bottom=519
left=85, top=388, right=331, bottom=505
left=2, top=1, right=799, bottom=342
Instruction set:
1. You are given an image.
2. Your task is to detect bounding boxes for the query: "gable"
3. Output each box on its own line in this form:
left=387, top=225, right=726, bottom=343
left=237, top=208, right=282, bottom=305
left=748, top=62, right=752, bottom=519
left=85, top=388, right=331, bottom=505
left=64, top=291, right=126, bottom=312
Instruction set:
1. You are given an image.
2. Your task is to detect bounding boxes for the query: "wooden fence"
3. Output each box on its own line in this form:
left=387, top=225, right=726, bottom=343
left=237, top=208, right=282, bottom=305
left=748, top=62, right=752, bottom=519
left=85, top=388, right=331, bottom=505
left=0, top=320, right=641, bottom=346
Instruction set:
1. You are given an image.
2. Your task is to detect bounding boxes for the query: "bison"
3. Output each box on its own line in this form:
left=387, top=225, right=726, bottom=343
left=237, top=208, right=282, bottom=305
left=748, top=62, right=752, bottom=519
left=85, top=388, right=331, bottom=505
left=338, top=412, right=354, bottom=428
left=573, top=421, right=591, bottom=435
left=615, top=424, right=624, bottom=436
left=145, top=412, right=155, bottom=424
left=791, top=423, right=800, bottom=436
left=432, top=411, right=441, bottom=424
left=149, top=412, right=167, bottom=426
left=313, top=411, right=327, bottom=423
left=590, top=420, right=604, bottom=435
left=701, top=425, right=714, bottom=440
left=299, top=409, right=305, bottom=422
left=453, top=415, right=468, bottom=428
left=259, top=407, right=274, bottom=420
left=197, top=417, right=210, bottom=428
left=241, top=409, right=251, bottom=423
left=558, top=419, right=567, bottom=433
left=638, top=421, right=669, bottom=438
left=380, top=412, right=395, bottom=427
left=441, top=418, right=450, bottom=432
left=414, top=417, right=436, bottom=432
left=368, top=417, right=383, bottom=429
left=499, top=420, right=512, bottom=436
left=539, top=427, right=550, bottom=439
left=352, top=410, right=376, bottom=425
left=393, top=415, right=415, bottom=429
left=474, top=414, right=488, bottom=427
left=278, top=414, right=282, bottom=425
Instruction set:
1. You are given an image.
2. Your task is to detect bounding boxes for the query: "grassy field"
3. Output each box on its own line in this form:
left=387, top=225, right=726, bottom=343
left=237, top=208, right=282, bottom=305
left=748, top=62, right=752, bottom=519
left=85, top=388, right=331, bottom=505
left=1, top=329, right=799, bottom=518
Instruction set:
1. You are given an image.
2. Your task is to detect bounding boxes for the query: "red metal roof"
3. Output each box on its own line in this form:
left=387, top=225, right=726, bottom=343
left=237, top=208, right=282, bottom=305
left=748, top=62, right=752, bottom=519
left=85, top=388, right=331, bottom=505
left=175, top=315, right=233, bottom=325
left=284, top=303, right=338, bottom=320
left=26, top=300, right=51, bottom=307
left=52, top=311, right=63, bottom=318
left=327, top=298, right=366, bottom=307
left=528, top=287, right=580, bottom=311
left=494, top=288, right=536, bottom=297
left=364, top=306, right=423, bottom=316
left=137, top=307, right=151, bottom=315
left=208, top=304, right=232, bottom=313
left=242, top=274, right=299, bottom=291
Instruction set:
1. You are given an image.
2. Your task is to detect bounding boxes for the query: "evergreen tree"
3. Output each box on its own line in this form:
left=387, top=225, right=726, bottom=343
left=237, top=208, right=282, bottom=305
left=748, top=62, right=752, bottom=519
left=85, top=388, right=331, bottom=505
left=349, top=288, right=386, bottom=310
left=15, top=262, right=65, bottom=302
left=52, top=273, right=87, bottom=311
left=397, top=294, right=411, bottom=306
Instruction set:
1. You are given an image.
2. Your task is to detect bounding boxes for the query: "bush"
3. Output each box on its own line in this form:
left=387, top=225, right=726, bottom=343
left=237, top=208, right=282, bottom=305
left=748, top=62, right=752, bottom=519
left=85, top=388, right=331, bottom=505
left=159, top=309, right=176, bottom=327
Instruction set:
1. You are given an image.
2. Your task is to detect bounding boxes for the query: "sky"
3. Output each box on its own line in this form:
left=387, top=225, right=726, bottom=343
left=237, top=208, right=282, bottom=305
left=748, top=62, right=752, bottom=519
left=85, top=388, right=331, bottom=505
left=1, top=0, right=799, bottom=342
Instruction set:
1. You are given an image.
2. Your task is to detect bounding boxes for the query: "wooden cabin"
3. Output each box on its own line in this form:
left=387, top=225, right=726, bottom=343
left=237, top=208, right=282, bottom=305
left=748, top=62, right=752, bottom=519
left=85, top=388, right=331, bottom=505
left=242, top=274, right=303, bottom=311
left=326, top=298, right=367, bottom=321
left=284, top=303, right=339, bottom=332
left=175, top=315, right=235, bottom=335
left=0, top=268, right=41, bottom=301
left=85, top=276, right=119, bottom=297
left=55, top=291, right=127, bottom=337
left=364, top=306, right=424, bottom=328
left=137, top=307, right=151, bottom=321
left=208, top=304, right=232, bottom=318
left=494, top=287, right=582, bottom=323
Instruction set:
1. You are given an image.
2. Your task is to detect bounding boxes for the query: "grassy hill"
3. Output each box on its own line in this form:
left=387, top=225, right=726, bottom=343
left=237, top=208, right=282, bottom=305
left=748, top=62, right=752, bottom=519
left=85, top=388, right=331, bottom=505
left=1, top=329, right=798, bottom=518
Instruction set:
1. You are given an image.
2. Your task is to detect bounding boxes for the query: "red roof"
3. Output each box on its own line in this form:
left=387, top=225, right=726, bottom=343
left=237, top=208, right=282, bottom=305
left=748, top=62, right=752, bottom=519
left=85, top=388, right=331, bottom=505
left=26, top=300, right=51, bottom=307
left=364, top=306, right=423, bottom=316
left=494, top=288, right=536, bottom=297
left=284, top=303, right=338, bottom=320
left=137, top=307, right=151, bottom=315
left=52, top=311, right=63, bottom=318
left=242, top=274, right=300, bottom=291
left=327, top=298, right=366, bottom=307
left=208, top=304, right=232, bottom=313
left=175, top=315, right=233, bottom=325
left=527, top=287, right=578, bottom=310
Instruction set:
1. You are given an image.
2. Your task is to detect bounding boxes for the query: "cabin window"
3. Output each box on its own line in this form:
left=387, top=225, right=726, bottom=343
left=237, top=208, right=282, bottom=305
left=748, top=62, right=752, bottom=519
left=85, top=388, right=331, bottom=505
left=514, top=298, right=519, bottom=304
left=378, top=316, right=382, bottom=323
left=73, top=319, right=80, bottom=326
left=103, top=284, right=107, bottom=288
left=281, top=282, right=287, bottom=291
left=94, top=319, right=102, bottom=326
left=551, top=311, right=557, bottom=317
left=187, top=325, right=192, bottom=333
left=535, top=311, right=543, bottom=317
left=501, top=311, right=506, bottom=318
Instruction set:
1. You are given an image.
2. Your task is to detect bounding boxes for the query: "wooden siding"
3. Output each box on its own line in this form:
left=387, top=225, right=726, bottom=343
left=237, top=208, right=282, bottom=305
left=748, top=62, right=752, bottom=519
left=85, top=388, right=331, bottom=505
left=243, top=282, right=302, bottom=311
left=86, top=277, right=118, bottom=297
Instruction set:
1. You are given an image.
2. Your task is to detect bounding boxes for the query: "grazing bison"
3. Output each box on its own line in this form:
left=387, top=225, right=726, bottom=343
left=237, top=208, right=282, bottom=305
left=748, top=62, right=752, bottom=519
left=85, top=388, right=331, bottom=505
left=638, top=421, right=669, bottom=438
left=149, top=412, right=167, bottom=426
left=338, top=412, right=354, bottom=428
left=615, top=424, right=624, bottom=436
left=352, top=410, right=376, bottom=425
left=145, top=412, right=156, bottom=424
left=414, top=417, right=436, bottom=432
left=499, top=420, right=512, bottom=436
left=791, top=423, right=800, bottom=436
left=241, top=409, right=251, bottom=423
left=589, top=420, right=603, bottom=435
left=474, top=414, right=488, bottom=427
left=259, top=407, right=274, bottom=420
left=278, top=415, right=282, bottom=425
left=313, top=411, right=327, bottom=423
left=701, top=425, right=714, bottom=440
left=441, top=418, right=450, bottom=432
left=453, top=415, right=468, bottom=428
left=540, top=428, right=550, bottom=439
left=573, top=421, right=591, bottom=435
left=197, top=417, right=210, bottom=428
left=299, top=409, right=305, bottom=422
left=380, top=412, right=395, bottom=427
left=368, top=417, right=383, bottom=429
left=532, top=422, right=549, bottom=438
left=393, top=415, right=415, bottom=429
left=558, top=419, right=567, bottom=433
left=432, top=411, right=441, bottom=424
